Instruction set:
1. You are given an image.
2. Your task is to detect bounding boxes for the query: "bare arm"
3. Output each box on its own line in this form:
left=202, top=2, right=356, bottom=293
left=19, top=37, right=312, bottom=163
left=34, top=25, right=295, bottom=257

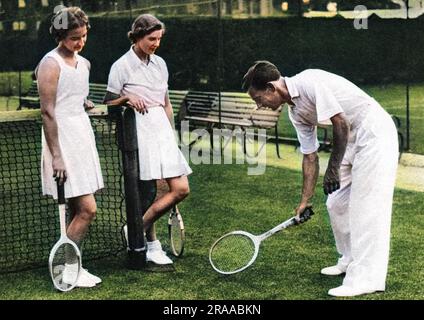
left=323, top=112, right=350, bottom=195
left=163, top=91, right=175, bottom=129
left=103, top=91, right=129, bottom=107
left=103, top=91, right=147, bottom=114
left=296, top=151, right=319, bottom=217
left=38, top=57, right=66, bottom=184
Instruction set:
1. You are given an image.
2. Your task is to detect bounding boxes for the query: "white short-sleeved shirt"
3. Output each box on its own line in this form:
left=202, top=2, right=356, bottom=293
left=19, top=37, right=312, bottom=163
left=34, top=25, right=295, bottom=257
left=285, top=69, right=375, bottom=154
left=107, top=46, right=169, bottom=107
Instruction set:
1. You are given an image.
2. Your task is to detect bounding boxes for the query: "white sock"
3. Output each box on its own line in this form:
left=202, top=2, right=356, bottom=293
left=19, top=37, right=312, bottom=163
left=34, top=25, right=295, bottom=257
left=147, top=240, right=161, bottom=251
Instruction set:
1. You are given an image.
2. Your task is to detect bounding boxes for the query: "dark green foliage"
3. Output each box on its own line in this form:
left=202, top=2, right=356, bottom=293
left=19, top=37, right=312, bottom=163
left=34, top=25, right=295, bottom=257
left=2, top=16, right=422, bottom=90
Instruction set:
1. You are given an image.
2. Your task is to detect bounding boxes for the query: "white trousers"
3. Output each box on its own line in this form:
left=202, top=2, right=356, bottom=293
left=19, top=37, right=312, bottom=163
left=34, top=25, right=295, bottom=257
left=326, top=103, right=398, bottom=291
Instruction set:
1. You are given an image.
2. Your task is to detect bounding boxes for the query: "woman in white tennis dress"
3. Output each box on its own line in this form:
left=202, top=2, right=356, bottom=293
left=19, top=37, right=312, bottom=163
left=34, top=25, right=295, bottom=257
left=37, top=7, right=103, bottom=287
left=40, top=49, right=103, bottom=199
left=105, top=14, right=191, bottom=265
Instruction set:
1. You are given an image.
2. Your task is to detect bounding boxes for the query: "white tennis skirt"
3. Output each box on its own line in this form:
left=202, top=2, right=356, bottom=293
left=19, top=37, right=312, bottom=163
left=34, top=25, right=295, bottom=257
left=41, top=113, right=104, bottom=199
left=135, top=106, right=192, bottom=180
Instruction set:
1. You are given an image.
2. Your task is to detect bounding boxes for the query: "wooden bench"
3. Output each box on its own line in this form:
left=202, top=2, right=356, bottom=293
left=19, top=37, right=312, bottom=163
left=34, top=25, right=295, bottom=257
left=87, top=83, right=107, bottom=105
left=86, top=82, right=188, bottom=119
left=14, top=82, right=404, bottom=160
left=176, top=90, right=283, bottom=158
left=16, top=81, right=187, bottom=115
left=16, top=81, right=108, bottom=110
left=317, top=124, right=332, bottom=152
left=16, top=81, right=40, bottom=110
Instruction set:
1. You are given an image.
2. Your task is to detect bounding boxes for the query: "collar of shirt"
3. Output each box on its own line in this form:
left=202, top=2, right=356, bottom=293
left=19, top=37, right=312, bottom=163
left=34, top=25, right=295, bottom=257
left=284, top=77, right=299, bottom=102
left=127, top=46, right=158, bottom=69
left=284, top=76, right=299, bottom=109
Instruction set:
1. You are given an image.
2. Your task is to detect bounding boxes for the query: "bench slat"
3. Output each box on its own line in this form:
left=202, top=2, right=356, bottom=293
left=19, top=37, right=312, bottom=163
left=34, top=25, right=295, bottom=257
left=178, top=90, right=282, bottom=132
left=185, top=109, right=280, bottom=121
left=184, top=116, right=277, bottom=128
left=18, top=83, right=282, bottom=131
left=187, top=105, right=280, bottom=117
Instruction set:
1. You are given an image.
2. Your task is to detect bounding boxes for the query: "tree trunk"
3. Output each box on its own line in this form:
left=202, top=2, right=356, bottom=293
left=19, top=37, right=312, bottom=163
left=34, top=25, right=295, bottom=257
left=238, top=0, right=244, bottom=12
left=260, top=0, right=272, bottom=16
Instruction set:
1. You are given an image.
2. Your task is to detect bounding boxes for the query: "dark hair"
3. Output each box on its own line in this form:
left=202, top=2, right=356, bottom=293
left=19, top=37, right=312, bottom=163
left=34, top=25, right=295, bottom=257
left=242, top=61, right=281, bottom=91
left=49, top=7, right=90, bottom=43
left=128, top=14, right=165, bottom=44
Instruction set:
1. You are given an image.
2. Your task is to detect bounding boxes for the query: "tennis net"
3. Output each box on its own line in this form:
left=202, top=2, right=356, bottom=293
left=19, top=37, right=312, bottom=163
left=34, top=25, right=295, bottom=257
left=0, top=109, right=126, bottom=273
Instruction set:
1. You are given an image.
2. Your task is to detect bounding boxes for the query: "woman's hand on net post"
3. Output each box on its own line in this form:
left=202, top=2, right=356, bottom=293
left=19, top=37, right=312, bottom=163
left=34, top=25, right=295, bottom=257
left=84, top=99, right=105, bottom=115
left=84, top=99, right=95, bottom=110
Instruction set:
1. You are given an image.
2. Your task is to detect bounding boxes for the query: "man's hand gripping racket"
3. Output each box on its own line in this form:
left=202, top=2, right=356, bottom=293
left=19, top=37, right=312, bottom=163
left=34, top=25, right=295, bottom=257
left=209, top=207, right=314, bottom=275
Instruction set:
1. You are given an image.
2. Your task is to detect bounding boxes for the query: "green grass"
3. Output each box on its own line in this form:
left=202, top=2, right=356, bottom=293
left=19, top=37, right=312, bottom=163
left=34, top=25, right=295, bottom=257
left=0, top=71, right=33, bottom=97
left=0, top=145, right=423, bottom=300
left=0, top=71, right=33, bottom=111
left=0, top=96, right=19, bottom=111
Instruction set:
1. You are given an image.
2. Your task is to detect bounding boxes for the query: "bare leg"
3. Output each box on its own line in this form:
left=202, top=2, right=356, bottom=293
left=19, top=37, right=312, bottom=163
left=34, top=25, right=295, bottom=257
left=65, top=194, right=102, bottom=284
left=146, top=224, right=156, bottom=241
left=144, top=175, right=189, bottom=241
left=67, top=194, right=97, bottom=250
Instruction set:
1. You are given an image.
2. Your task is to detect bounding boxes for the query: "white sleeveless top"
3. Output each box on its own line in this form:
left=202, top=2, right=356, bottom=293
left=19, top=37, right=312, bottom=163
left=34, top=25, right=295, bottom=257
left=40, top=49, right=104, bottom=199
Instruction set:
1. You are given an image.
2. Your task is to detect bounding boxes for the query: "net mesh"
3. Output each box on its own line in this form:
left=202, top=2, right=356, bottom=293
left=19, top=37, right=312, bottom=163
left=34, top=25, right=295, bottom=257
left=210, top=233, right=256, bottom=273
left=0, top=111, right=126, bottom=274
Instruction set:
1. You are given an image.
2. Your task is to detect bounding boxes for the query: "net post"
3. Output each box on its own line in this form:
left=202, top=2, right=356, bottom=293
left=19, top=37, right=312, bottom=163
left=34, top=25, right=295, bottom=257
left=118, top=107, right=146, bottom=270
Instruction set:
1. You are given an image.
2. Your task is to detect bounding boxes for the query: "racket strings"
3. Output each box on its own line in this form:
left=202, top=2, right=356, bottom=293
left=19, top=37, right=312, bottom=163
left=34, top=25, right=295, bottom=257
left=51, top=243, right=80, bottom=290
left=64, top=244, right=79, bottom=264
left=210, top=234, right=256, bottom=273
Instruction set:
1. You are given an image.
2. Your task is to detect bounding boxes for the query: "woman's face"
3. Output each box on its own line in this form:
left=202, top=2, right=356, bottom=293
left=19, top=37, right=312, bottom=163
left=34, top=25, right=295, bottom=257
left=62, top=25, right=88, bottom=53
left=135, top=29, right=163, bottom=56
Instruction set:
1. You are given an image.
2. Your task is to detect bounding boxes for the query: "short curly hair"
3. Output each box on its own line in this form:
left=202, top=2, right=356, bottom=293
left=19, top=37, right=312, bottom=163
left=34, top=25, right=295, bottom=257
left=49, top=7, right=90, bottom=43
left=127, top=14, right=165, bottom=44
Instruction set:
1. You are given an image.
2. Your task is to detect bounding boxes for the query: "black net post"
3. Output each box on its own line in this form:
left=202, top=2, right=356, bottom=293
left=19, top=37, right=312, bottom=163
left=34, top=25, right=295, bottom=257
left=217, top=0, right=223, bottom=156
left=405, top=0, right=411, bottom=151
left=116, top=107, right=146, bottom=270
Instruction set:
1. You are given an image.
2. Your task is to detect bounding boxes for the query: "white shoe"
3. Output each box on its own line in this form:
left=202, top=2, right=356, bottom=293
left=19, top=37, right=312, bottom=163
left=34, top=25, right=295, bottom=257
left=146, top=240, right=173, bottom=265
left=320, top=265, right=346, bottom=276
left=63, top=263, right=96, bottom=288
left=328, top=285, right=378, bottom=297
left=80, top=268, right=102, bottom=284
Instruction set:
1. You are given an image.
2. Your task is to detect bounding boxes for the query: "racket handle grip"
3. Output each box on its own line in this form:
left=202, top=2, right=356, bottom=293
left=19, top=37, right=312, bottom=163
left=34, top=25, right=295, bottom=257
left=57, top=180, right=65, bottom=205
left=295, top=207, right=314, bottom=224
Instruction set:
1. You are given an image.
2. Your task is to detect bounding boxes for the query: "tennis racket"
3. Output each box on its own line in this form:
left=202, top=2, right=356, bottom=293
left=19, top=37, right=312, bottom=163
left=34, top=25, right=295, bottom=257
left=48, top=181, right=82, bottom=292
left=209, top=207, right=314, bottom=275
left=168, top=205, right=185, bottom=257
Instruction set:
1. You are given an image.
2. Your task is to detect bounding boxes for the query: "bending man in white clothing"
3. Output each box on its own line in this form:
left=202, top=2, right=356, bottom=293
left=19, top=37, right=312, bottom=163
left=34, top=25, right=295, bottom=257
left=242, top=61, right=398, bottom=297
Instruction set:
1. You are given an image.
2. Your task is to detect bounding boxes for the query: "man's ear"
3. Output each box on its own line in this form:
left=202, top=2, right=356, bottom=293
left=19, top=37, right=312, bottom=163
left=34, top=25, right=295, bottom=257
left=266, top=82, right=276, bottom=92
